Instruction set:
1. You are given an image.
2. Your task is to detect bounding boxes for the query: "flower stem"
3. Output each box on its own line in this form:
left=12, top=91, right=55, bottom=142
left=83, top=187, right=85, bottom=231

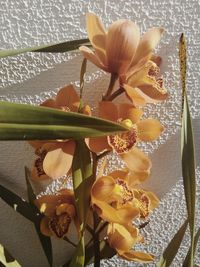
left=107, top=87, right=124, bottom=101
left=102, top=73, right=118, bottom=101
left=93, top=211, right=101, bottom=267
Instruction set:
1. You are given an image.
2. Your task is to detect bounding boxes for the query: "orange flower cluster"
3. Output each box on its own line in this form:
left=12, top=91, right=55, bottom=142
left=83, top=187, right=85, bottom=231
left=31, top=13, right=168, bottom=263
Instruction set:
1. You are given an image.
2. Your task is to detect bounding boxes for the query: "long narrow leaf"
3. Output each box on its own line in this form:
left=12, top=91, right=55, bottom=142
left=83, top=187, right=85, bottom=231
left=0, top=184, right=38, bottom=222
left=69, top=140, right=93, bottom=267
left=0, top=39, right=89, bottom=58
left=179, top=33, right=196, bottom=267
left=72, top=140, right=93, bottom=229
left=182, top=227, right=200, bottom=267
left=0, top=102, right=128, bottom=140
left=69, top=237, right=84, bottom=267
left=25, top=167, right=53, bottom=267
left=0, top=244, right=21, bottom=267
left=156, top=220, right=188, bottom=267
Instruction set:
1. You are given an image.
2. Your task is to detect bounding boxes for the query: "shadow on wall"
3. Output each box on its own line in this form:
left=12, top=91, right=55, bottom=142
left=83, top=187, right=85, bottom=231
left=143, top=118, right=200, bottom=199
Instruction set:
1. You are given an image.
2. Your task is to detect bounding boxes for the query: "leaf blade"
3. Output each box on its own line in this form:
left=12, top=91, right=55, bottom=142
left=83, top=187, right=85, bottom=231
left=25, top=167, right=53, bottom=267
left=0, top=39, right=89, bottom=58
left=0, top=244, right=21, bottom=267
left=156, top=220, right=188, bottom=267
left=0, top=101, right=128, bottom=140
left=179, top=33, right=196, bottom=267
left=0, top=184, right=38, bottom=222
left=182, top=227, right=200, bottom=267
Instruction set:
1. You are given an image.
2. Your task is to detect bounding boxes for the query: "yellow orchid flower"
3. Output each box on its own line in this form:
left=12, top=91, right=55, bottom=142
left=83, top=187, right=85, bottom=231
left=80, top=13, right=164, bottom=76
left=35, top=189, right=78, bottom=238
left=107, top=223, right=154, bottom=262
left=89, top=101, right=163, bottom=180
left=30, top=85, right=91, bottom=180
left=91, top=169, right=159, bottom=225
left=120, top=60, right=168, bottom=106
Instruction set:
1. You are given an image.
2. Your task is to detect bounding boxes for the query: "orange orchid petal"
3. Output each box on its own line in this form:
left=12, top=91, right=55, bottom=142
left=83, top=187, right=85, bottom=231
left=108, top=223, right=139, bottom=252
left=120, top=250, right=154, bottom=262
left=144, top=190, right=159, bottom=210
left=88, top=136, right=111, bottom=154
left=118, top=103, right=144, bottom=123
left=123, top=84, right=146, bottom=107
left=86, top=13, right=107, bottom=66
left=127, top=170, right=150, bottom=186
left=93, top=199, right=138, bottom=224
left=130, top=27, right=164, bottom=67
left=43, top=141, right=75, bottom=179
left=36, top=189, right=74, bottom=216
left=99, top=101, right=118, bottom=121
left=40, top=99, right=58, bottom=109
left=28, top=140, right=47, bottom=149
left=40, top=217, right=52, bottom=237
left=151, top=54, right=162, bottom=66
left=79, top=46, right=107, bottom=71
left=109, top=169, right=129, bottom=181
left=106, top=20, right=140, bottom=74
left=120, top=147, right=152, bottom=178
left=137, top=119, right=164, bottom=141
left=55, top=85, right=80, bottom=111
left=138, top=83, right=168, bottom=102
left=91, top=176, right=116, bottom=202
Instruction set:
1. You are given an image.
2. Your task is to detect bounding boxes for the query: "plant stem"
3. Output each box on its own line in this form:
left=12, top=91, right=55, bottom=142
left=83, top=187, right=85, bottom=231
left=63, top=236, right=77, bottom=247
left=107, top=87, right=124, bottom=101
left=93, top=212, right=101, bottom=267
left=102, top=73, right=118, bottom=101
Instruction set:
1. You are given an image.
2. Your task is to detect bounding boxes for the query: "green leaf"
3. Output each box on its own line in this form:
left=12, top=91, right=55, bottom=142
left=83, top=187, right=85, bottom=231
left=69, top=140, right=93, bottom=267
left=72, top=140, right=93, bottom=229
left=0, top=184, right=39, bottom=222
left=0, top=39, right=89, bottom=58
left=156, top=220, right=188, bottom=267
left=69, top=237, right=85, bottom=267
left=182, top=227, right=200, bottom=267
left=0, top=244, right=21, bottom=266
left=25, top=167, right=53, bottom=267
left=179, top=33, right=196, bottom=267
left=0, top=101, right=128, bottom=140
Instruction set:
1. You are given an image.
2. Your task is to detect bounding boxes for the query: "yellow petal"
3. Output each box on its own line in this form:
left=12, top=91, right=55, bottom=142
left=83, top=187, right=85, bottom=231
left=36, top=195, right=62, bottom=216
left=138, top=83, right=168, bottom=102
left=91, top=176, right=116, bottom=202
left=130, top=27, right=164, bottom=67
left=40, top=217, right=52, bottom=237
left=99, top=101, right=118, bottom=121
left=43, top=141, right=75, bottom=179
left=79, top=46, right=107, bottom=71
left=109, top=169, right=129, bottom=181
left=120, top=250, right=154, bottom=262
left=106, top=20, right=140, bottom=74
left=123, top=84, right=146, bottom=107
left=56, top=85, right=80, bottom=111
left=35, top=189, right=74, bottom=216
left=144, top=190, right=159, bottom=210
left=93, top=199, right=138, bottom=224
left=88, top=136, right=111, bottom=154
left=137, top=119, right=164, bottom=141
left=120, top=147, right=152, bottom=177
left=56, top=203, right=75, bottom=218
left=118, top=103, right=144, bottom=123
left=86, top=13, right=107, bottom=66
left=108, top=223, right=138, bottom=252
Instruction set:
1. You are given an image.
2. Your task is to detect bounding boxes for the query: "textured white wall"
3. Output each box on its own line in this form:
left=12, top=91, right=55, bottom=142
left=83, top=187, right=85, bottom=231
left=0, top=0, right=200, bottom=266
